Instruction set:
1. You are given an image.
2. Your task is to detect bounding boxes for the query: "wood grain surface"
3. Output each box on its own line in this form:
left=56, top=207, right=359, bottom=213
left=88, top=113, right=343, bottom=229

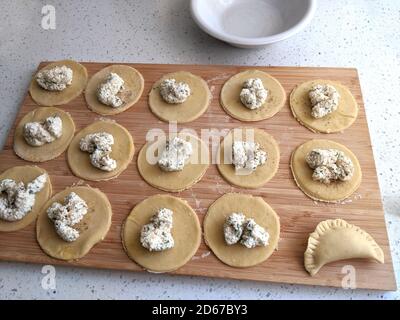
left=0, top=62, right=396, bottom=290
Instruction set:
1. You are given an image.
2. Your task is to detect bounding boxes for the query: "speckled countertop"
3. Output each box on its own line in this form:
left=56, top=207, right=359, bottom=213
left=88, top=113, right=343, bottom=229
left=0, top=0, right=399, bottom=299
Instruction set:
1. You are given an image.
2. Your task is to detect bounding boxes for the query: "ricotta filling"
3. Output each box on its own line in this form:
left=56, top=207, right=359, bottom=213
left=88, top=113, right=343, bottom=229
left=97, top=72, right=125, bottom=108
left=306, top=148, right=354, bottom=184
left=239, top=78, right=268, bottom=110
left=308, top=84, right=340, bottom=118
left=47, top=192, right=88, bottom=242
left=79, top=132, right=117, bottom=172
left=224, top=212, right=269, bottom=249
left=0, top=174, right=47, bottom=222
left=232, top=141, right=267, bottom=172
left=140, top=208, right=174, bottom=252
left=23, top=115, right=63, bottom=147
left=159, top=78, right=191, bottom=104
left=36, top=65, right=73, bottom=91
left=157, top=137, right=193, bottom=172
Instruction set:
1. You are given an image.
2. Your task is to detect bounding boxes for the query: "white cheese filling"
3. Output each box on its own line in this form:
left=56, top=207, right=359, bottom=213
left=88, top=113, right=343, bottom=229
left=23, top=115, right=63, bottom=147
left=308, top=84, right=340, bottom=118
left=240, top=78, right=268, bottom=110
left=36, top=65, right=73, bottom=91
left=47, top=192, right=88, bottom=242
left=306, top=148, right=354, bottom=184
left=140, top=208, right=174, bottom=252
left=79, top=132, right=117, bottom=172
left=157, top=137, right=193, bottom=172
left=0, top=174, right=47, bottom=222
left=97, top=72, right=125, bottom=108
left=159, top=78, right=191, bottom=104
left=224, top=212, right=269, bottom=249
left=232, top=141, right=267, bottom=172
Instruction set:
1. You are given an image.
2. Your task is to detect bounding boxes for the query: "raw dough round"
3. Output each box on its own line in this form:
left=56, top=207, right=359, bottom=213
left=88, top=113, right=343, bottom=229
left=13, top=107, right=75, bottom=162
left=67, top=120, right=134, bottom=181
left=85, top=65, right=144, bottom=115
left=220, top=70, right=286, bottom=122
left=290, top=139, right=362, bottom=202
left=0, top=166, right=52, bottom=232
left=148, top=71, right=211, bottom=123
left=122, top=194, right=201, bottom=272
left=290, top=79, right=358, bottom=133
left=217, top=128, right=280, bottom=189
left=36, top=186, right=112, bottom=261
left=29, top=60, right=88, bottom=106
left=203, top=193, right=280, bottom=268
left=137, top=133, right=209, bottom=192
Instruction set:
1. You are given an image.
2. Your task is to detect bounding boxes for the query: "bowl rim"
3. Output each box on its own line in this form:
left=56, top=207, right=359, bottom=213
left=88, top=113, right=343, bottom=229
left=190, top=0, right=317, bottom=46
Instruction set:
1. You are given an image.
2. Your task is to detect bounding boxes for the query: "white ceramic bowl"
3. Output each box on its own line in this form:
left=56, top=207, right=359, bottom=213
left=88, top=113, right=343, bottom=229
left=191, top=0, right=317, bottom=48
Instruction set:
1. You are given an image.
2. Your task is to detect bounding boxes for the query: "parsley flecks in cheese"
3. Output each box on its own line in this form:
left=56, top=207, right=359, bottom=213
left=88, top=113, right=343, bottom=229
left=157, top=137, right=193, bottom=172
left=23, top=115, right=63, bottom=147
left=47, top=192, right=88, bottom=242
left=97, top=73, right=125, bottom=108
left=0, top=174, right=47, bottom=222
left=232, top=141, right=267, bottom=172
left=308, top=84, right=340, bottom=118
left=306, top=148, right=354, bottom=184
left=240, top=78, right=268, bottom=110
left=36, top=65, right=73, bottom=91
left=79, top=132, right=117, bottom=172
left=223, top=213, right=269, bottom=248
left=140, top=208, right=174, bottom=252
left=159, top=78, right=191, bottom=104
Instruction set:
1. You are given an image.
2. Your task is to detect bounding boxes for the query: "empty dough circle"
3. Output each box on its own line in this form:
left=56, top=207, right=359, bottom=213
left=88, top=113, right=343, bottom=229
left=204, top=193, right=280, bottom=268
left=220, top=70, right=286, bottom=122
left=85, top=65, right=144, bottom=115
left=13, top=107, right=75, bottom=162
left=29, top=60, right=88, bottom=106
left=217, top=128, right=280, bottom=189
left=67, top=120, right=134, bottom=181
left=290, top=139, right=362, bottom=202
left=290, top=79, right=358, bottom=133
left=0, top=166, right=52, bottom=232
left=122, top=194, right=201, bottom=273
left=137, top=133, right=209, bottom=192
left=36, top=186, right=112, bottom=261
left=148, top=71, right=211, bottom=123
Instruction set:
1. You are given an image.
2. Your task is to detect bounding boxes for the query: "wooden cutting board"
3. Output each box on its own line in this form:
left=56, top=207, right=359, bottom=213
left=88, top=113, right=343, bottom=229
left=0, top=62, right=396, bottom=291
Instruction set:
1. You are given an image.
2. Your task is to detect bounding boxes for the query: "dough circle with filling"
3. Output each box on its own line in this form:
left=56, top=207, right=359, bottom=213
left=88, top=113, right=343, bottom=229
left=220, top=69, right=286, bottom=122
left=137, top=133, right=209, bottom=192
left=122, top=194, right=201, bottom=273
left=67, top=120, right=134, bottom=181
left=29, top=60, right=88, bottom=106
left=148, top=71, right=211, bottom=123
left=290, top=139, right=362, bottom=202
left=203, top=193, right=280, bottom=268
left=290, top=79, right=358, bottom=133
left=0, top=166, right=52, bottom=232
left=13, top=107, right=75, bottom=162
left=85, top=65, right=144, bottom=115
left=36, top=186, right=112, bottom=261
left=217, top=127, right=280, bottom=189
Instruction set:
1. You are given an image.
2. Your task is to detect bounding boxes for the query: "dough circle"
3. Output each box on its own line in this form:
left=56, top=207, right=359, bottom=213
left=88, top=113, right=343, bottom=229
left=220, top=69, right=286, bottom=122
left=137, top=133, right=209, bottom=192
left=67, top=120, right=134, bottom=181
left=13, top=107, right=75, bottom=162
left=290, top=139, right=362, bottom=202
left=29, top=60, right=88, bottom=106
left=217, top=127, right=280, bottom=189
left=148, top=71, right=211, bottom=123
left=290, top=79, right=358, bottom=133
left=122, top=194, right=201, bottom=273
left=85, top=65, right=144, bottom=115
left=0, top=166, right=52, bottom=232
left=36, top=186, right=112, bottom=261
left=203, top=193, right=280, bottom=268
